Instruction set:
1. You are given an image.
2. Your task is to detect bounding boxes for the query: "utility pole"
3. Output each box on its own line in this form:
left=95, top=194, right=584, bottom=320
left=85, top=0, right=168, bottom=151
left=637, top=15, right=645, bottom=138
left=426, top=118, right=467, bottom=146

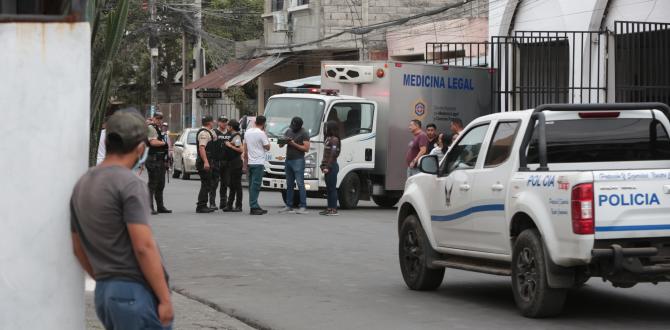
left=190, top=0, right=203, bottom=127
left=360, top=0, right=369, bottom=60
left=181, top=31, right=187, bottom=130
left=149, top=0, right=158, bottom=116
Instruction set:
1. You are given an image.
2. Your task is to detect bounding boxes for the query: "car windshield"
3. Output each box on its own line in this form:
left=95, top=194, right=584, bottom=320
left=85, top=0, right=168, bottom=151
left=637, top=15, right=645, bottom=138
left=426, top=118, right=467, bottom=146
left=264, top=98, right=326, bottom=138
left=186, top=131, right=198, bottom=145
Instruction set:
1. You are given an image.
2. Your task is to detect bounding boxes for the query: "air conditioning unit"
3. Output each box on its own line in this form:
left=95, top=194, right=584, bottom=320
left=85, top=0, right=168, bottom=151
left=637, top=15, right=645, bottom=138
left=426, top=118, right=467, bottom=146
left=273, top=12, right=288, bottom=32
left=323, top=65, right=374, bottom=83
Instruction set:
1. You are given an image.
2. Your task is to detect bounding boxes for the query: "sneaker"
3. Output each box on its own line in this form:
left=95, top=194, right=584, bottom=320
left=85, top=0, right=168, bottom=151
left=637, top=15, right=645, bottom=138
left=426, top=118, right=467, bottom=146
left=232, top=207, right=243, bottom=212
left=295, top=207, right=309, bottom=214
left=319, top=209, right=330, bottom=216
left=157, top=207, right=172, bottom=214
left=250, top=208, right=265, bottom=215
left=278, top=207, right=294, bottom=214
left=326, top=209, right=339, bottom=216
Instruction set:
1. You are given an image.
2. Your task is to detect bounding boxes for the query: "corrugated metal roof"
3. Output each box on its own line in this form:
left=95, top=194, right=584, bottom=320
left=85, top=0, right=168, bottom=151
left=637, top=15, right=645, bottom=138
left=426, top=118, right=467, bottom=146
left=184, top=56, right=284, bottom=90
left=274, top=75, right=321, bottom=88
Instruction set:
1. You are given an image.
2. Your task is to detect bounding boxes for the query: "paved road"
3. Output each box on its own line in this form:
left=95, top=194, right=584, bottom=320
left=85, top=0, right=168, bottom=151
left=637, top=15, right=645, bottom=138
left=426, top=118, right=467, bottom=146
left=153, top=177, right=669, bottom=330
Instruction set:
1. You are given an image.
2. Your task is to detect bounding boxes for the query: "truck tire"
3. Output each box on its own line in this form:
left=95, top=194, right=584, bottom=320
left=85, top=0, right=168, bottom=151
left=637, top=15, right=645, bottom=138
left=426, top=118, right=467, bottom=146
left=399, top=214, right=444, bottom=291
left=512, top=229, right=567, bottom=318
left=372, top=195, right=401, bottom=208
left=338, top=173, right=360, bottom=209
left=280, top=190, right=300, bottom=208
left=172, top=168, right=181, bottom=179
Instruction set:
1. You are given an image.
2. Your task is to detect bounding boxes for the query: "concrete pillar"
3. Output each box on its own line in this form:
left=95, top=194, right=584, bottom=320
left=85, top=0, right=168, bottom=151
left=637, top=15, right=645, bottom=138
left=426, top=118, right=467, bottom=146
left=0, top=22, right=90, bottom=329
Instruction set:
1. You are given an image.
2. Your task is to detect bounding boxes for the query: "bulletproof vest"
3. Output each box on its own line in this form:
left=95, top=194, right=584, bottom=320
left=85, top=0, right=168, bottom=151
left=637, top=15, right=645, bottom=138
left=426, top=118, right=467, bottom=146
left=223, top=132, right=242, bottom=161
left=148, top=124, right=168, bottom=155
left=209, top=128, right=230, bottom=161
left=196, top=128, right=215, bottom=162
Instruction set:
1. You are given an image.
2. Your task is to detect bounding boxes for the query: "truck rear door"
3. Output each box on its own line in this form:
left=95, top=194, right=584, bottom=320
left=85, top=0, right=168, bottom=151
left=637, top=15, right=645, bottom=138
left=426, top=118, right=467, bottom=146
left=594, top=170, right=670, bottom=239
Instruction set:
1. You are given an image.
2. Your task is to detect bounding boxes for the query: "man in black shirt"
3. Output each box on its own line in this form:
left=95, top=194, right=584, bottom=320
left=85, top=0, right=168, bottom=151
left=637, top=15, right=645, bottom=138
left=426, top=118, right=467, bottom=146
left=278, top=117, right=310, bottom=214
left=426, top=123, right=438, bottom=152
left=209, top=116, right=230, bottom=209
left=222, top=119, right=244, bottom=212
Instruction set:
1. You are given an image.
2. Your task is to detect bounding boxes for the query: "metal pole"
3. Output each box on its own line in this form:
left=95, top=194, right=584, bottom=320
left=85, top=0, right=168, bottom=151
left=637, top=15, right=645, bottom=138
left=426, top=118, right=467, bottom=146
left=150, top=0, right=158, bottom=116
left=182, top=31, right=187, bottom=129
left=191, top=0, right=202, bottom=127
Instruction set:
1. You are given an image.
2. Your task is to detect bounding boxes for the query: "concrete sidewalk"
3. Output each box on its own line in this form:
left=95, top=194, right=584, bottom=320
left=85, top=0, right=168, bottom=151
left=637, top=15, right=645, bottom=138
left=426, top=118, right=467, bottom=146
left=85, top=290, right=256, bottom=330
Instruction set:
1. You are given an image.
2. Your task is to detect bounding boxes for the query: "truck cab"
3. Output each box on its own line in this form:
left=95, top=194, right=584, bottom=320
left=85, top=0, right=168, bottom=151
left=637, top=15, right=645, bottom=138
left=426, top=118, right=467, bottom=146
left=261, top=90, right=378, bottom=209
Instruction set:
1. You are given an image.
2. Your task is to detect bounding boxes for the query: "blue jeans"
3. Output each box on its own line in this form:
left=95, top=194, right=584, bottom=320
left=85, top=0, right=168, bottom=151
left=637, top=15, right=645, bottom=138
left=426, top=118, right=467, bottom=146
left=248, top=164, right=264, bottom=209
left=95, top=279, right=172, bottom=330
left=285, top=158, right=307, bottom=208
left=325, top=162, right=339, bottom=209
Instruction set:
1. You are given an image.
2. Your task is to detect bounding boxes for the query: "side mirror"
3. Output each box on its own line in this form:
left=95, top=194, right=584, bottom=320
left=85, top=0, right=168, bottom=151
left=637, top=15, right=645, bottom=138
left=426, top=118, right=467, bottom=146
left=418, top=155, right=439, bottom=175
left=174, top=142, right=184, bottom=147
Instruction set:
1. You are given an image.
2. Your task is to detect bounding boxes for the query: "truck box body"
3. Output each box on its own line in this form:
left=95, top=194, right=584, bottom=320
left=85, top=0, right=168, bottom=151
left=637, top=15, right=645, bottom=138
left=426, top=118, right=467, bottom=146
left=321, top=61, right=492, bottom=191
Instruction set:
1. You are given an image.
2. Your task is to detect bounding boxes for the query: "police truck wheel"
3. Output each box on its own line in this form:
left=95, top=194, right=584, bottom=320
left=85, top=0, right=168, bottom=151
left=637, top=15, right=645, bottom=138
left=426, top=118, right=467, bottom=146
left=512, top=229, right=567, bottom=318
left=338, top=173, right=360, bottom=209
left=172, top=168, right=181, bottom=178
left=372, top=195, right=401, bottom=208
left=399, top=214, right=444, bottom=291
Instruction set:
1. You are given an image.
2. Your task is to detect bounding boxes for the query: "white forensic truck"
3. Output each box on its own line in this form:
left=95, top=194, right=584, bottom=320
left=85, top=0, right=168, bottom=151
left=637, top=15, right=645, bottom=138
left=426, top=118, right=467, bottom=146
left=398, top=103, right=670, bottom=317
left=261, top=61, right=491, bottom=209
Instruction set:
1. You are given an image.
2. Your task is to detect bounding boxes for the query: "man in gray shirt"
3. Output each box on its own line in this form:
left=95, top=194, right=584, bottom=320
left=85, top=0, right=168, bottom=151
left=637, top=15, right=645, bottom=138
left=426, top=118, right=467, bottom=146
left=70, top=110, right=173, bottom=329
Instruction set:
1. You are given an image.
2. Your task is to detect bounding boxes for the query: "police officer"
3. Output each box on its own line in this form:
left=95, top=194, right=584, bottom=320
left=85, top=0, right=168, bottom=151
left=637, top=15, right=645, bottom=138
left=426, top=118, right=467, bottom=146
left=196, top=116, right=217, bottom=213
left=209, top=117, right=230, bottom=209
left=222, top=119, right=244, bottom=212
left=146, top=112, right=172, bottom=215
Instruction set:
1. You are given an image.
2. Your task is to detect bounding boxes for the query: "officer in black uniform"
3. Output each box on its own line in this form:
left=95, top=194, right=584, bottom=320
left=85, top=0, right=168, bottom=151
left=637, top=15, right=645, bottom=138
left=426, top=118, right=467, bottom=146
left=222, top=119, right=244, bottom=212
left=209, top=116, right=230, bottom=209
left=196, top=116, right=217, bottom=213
left=146, top=112, right=172, bottom=215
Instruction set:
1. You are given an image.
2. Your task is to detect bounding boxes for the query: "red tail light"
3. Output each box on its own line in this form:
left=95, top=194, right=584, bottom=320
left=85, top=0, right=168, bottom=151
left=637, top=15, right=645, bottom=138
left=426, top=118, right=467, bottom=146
left=571, top=183, right=594, bottom=235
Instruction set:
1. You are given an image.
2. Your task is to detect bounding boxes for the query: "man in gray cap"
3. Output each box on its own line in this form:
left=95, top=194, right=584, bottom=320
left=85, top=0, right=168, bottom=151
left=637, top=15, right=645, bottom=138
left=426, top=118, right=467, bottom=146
left=70, top=110, right=174, bottom=329
left=146, top=112, right=172, bottom=215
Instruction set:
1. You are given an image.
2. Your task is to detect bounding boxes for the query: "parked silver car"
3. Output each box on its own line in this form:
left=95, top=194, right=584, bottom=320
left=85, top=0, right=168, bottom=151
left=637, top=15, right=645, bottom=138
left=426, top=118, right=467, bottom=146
left=172, top=128, right=199, bottom=180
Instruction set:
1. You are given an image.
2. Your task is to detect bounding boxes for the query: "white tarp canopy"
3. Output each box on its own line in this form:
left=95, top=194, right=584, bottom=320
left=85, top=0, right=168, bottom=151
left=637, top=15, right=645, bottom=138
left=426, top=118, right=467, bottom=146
left=274, top=75, right=321, bottom=88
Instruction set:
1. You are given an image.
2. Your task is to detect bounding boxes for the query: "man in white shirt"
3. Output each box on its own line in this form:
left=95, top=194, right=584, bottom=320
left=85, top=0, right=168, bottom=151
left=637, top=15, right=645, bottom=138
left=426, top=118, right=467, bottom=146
left=243, top=115, right=270, bottom=215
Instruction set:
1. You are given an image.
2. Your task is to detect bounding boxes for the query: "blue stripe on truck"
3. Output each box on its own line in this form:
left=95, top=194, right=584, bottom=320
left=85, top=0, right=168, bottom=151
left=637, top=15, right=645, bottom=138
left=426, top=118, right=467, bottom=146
left=431, top=204, right=505, bottom=222
left=596, top=224, right=670, bottom=232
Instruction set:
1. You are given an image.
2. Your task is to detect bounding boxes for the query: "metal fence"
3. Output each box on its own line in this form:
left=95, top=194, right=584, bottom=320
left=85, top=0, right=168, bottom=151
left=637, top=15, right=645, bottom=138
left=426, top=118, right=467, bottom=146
left=425, top=42, right=489, bottom=67
left=615, top=21, right=670, bottom=106
left=490, top=31, right=606, bottom=112
left=158, top=103, right=185, bottom=132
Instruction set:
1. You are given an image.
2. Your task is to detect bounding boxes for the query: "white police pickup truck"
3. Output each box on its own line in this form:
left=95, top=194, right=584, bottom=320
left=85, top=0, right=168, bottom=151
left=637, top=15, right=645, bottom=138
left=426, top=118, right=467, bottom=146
left=397, top=103, right=670, bottom=317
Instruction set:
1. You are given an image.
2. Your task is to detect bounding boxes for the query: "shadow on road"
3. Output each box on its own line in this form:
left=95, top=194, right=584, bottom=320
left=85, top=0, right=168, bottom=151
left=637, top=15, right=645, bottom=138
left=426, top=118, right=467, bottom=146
left=432, top=279, right=670, bottom=324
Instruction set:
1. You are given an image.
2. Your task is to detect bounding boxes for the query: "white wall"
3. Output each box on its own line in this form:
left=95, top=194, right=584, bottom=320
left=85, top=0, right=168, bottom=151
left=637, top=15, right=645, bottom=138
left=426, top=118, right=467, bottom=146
left=489, top=0, right=670, bottom=38
left=0, top=22, right=90, bottom=329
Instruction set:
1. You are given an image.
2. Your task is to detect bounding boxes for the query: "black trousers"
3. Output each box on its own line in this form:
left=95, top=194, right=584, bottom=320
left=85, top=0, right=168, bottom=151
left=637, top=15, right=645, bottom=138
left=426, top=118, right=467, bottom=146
left=226, top=159, right=243, bottom=209
left=146, top=155, right=166, bottom=209
left=209, top=160, right=228, bottom=206
left=197, top=167, right=213, bottom=209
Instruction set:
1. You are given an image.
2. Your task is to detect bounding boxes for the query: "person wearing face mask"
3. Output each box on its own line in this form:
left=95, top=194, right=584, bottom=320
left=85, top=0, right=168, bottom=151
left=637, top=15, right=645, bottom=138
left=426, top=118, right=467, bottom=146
left=70, top=110, right=174, bottom=329
left=278, top=116, right=310, bottom=214
left=146, top=112, right=172, bottom=215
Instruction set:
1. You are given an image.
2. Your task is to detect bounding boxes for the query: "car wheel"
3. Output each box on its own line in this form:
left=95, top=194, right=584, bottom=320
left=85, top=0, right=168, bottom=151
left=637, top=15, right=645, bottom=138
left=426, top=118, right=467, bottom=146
left=338, top=172, right=360, bottom=209
left=372, top=195, right=401, bottom=208
left=280, top=190, right=300, bottom=208
left=512, top=229, right=567, bottom=318
left=172, top=166, right=181, bottom=179
left=181, top=161, right=190, bottom=180
left=399, top=214, right=444, bottom=291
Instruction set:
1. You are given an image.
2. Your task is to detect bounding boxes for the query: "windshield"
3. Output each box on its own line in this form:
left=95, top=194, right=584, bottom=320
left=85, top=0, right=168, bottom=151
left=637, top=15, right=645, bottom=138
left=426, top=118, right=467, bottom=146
left=264, top=98, right=326, bottom=138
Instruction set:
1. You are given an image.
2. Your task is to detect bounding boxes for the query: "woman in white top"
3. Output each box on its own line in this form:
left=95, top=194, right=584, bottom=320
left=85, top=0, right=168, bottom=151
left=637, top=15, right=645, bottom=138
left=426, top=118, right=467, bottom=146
left=429, top=133, right=449, bottom=160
